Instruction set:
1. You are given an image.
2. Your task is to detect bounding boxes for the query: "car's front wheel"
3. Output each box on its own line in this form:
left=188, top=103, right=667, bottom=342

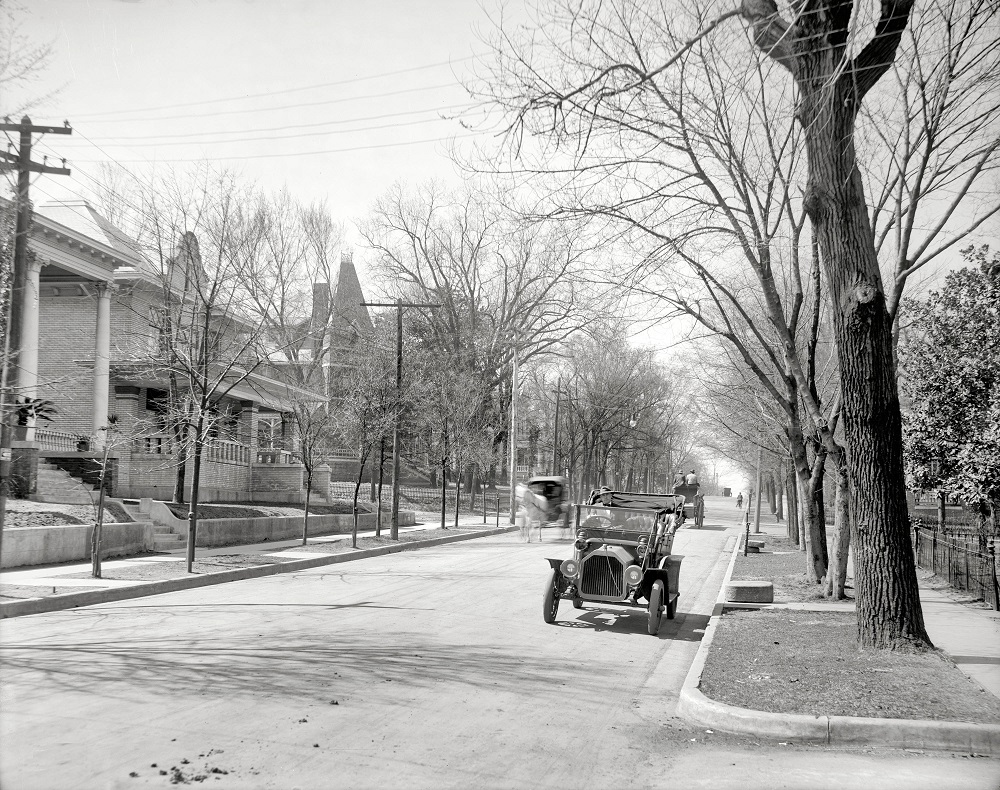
left=647, top=580, right=664, bottom=635
left=543, top=569, right=561, bottom=624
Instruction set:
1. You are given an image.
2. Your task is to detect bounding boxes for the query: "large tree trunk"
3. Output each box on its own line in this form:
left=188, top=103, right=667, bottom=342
left=800, top=67, right=929, bottom=648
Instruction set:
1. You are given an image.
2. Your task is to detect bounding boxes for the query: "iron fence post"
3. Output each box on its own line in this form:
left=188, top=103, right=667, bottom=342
left=932, top=529, right=937, bottom=575
left=990, top=540, right=999, bottom=612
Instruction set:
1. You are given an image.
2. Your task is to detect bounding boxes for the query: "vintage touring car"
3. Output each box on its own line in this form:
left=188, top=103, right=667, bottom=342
left=672, top=483, right=705, bottom=528
left=542, top=489, right=686, bottom=635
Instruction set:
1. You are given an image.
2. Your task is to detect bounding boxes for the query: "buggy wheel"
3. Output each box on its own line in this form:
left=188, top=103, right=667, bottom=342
left=666, top=594, right=677, bottom=620
left=543, top=569, right=561, bottom=624
left=572, top=597, right=583, bottom=609
left=647, top=580, right=664, bottom=635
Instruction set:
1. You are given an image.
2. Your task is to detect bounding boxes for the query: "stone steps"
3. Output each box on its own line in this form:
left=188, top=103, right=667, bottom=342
left=152, top=532, right=186, bottom=551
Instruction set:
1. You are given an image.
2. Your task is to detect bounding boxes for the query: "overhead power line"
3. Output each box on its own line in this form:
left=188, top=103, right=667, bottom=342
left=76, top=82, right=463, bottom=124
left=74, top=55, right=479, bottom=119
left=56, top=102, right=477, bottom=143
left=60, top=131, right=483, bottom=164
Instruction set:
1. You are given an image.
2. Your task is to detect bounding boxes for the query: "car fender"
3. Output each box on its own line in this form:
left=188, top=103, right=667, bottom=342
left=640, top=556, right=683, bottom=599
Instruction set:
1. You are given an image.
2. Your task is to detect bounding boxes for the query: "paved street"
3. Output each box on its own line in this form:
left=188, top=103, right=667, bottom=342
left=1, top=517, right=998, bottom=789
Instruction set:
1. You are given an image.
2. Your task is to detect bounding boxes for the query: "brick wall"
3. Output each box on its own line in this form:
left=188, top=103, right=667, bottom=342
left=37, top=289, right=98, bottom=437
left=124, top=452, right=251, bottom=501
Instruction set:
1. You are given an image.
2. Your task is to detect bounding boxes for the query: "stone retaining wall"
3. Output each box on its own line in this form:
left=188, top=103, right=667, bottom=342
left=147, top=501, right=417, bottom=548
left=2, top=522, right=155, bottom=569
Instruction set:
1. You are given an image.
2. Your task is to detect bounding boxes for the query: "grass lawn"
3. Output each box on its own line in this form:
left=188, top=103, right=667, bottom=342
left=700, top=530, right=1000, bottom=724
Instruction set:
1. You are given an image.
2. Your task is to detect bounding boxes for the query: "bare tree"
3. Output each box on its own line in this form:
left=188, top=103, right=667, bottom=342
left=229, top=189, right=346, bottom=544
left=475, top=0, right=941, bottom=647
left=107, top=167, right=277, bottom=572
left=0, top=0, right=58, bottom=117
left=360, top=181, right=593, bottom=387
left=335, top=330, right=397, bottom=547
left=862, top=0, right=1000, bottom=338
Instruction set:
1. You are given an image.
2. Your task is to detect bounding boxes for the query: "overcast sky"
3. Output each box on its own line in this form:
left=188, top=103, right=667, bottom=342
left=5, top=0, right=501, bottom=247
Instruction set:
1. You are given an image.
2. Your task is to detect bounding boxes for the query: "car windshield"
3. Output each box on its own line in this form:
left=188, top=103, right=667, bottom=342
left=578, top=505, right=660, bottom=531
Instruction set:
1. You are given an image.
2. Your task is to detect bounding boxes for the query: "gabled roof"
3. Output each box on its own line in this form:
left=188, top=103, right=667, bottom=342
left=35, top=200, right=142, bottom=261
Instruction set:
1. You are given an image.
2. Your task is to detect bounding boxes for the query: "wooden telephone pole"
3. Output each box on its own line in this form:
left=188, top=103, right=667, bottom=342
left=360, top=299, right=439, bottom=539
left=0, top=116, right=72, bottom=565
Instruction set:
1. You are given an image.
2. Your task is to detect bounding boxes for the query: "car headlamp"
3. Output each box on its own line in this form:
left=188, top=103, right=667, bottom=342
left=574, top=539, right=588, bottom=551
left=624, top=565, right=643, bottom=587
left=560, top=558, right=579, bottom=578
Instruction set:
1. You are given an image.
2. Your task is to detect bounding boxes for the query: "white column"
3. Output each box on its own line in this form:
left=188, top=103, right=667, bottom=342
left=17, top=258, right=42, bottom=441
left=17, top=257, right=42, bottom=400
left=91, top=281, right=113, bottom=449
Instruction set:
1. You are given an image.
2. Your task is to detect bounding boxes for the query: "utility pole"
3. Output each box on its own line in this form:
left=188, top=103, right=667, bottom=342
left=361, top=299, right=438, bottom=540
left=753, top=441, right=763, bottom=534
left=509, top=342, right=519, bottom=525
left=551, top=375, right=560, bottom=475
left=0, top=116, right=72, bottom=566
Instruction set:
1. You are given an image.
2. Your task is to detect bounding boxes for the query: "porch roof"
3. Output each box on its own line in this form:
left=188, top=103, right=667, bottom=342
left=110, top=360, right=324, bottom=412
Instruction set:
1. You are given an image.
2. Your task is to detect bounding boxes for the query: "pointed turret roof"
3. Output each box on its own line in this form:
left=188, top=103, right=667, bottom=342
left=330, top=251, right=373, bottom=342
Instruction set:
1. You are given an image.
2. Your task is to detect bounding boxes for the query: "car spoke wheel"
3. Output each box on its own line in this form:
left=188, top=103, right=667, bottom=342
left=647, top=580, right=664, bottom=635
left=543, top=569, right=561, bottom=624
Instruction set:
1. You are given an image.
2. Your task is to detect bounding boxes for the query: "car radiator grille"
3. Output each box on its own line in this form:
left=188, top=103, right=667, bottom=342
left=580, top=554, right=624, bottom=598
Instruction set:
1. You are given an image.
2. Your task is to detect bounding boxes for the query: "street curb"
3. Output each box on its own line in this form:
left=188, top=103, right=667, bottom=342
left=0, top=526, right=518, bottom=619
left=676, top=534, right=1000, bottom=754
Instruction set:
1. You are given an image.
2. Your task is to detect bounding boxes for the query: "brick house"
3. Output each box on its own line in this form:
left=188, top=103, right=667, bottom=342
left=11, top=199, right=373, bottom=502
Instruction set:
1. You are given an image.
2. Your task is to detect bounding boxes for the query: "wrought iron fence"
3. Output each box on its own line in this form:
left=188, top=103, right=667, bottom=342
left=328, top=481, right=512, bottom=514
left=912, top=521, right=1000, bottom=610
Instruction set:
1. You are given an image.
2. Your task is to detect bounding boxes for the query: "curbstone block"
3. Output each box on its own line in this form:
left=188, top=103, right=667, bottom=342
left=725, top=580, right=774, bottom=603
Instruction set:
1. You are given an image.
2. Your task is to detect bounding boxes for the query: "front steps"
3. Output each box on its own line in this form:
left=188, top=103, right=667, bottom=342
left=152, top=523, right=186, bottom=552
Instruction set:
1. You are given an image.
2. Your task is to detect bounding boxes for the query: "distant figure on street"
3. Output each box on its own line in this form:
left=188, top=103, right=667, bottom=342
left=736, top=492, right=744, bottom=508
left=684, top=469, right=699, bottom=486
left=671, top=470, right=685, bottom=489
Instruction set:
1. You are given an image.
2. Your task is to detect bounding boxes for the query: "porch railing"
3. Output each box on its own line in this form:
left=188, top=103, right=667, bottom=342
left=133, top=434, right=251, bottom=466
left=35, top=429, right=81, bottom=452
left=204, top=438, right=250, bottom=465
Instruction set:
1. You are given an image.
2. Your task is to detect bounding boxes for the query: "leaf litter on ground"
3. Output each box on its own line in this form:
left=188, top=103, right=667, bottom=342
left=701, top=531, right=1000, bottom=723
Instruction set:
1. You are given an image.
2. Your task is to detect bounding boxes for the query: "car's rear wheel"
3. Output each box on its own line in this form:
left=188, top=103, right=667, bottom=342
left=647, top=580, right=664, bottom=635
left=543, top=569, right=561, bottom=624
left=666, top=594, right=677, bottom=620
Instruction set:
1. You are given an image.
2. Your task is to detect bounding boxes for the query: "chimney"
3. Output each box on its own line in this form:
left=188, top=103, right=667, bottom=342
left=311, top=282, right=331, bottom=329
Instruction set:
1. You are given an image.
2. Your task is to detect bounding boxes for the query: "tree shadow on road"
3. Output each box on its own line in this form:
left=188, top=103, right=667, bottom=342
left=0, top=617, right=607, bottom=703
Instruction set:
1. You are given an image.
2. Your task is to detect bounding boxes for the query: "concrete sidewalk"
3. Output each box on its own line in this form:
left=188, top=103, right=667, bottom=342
left=0, top=513, right=510, bottom=617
